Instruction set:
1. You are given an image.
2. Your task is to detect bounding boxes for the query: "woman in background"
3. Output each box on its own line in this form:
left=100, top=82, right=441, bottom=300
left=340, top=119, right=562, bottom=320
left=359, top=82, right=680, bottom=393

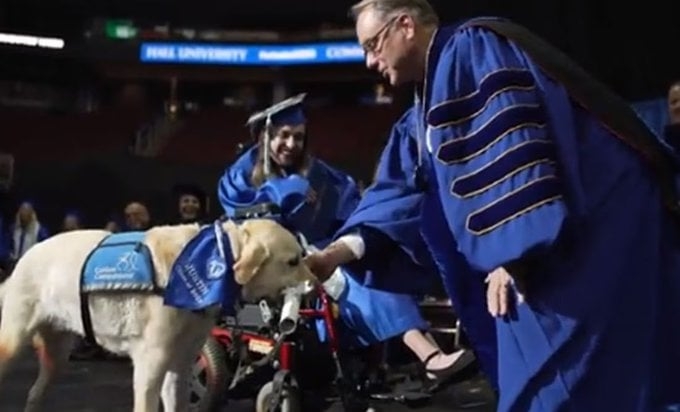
left=9, top=201, right=49, bottom=266
left=172, top=183, right=208, bottom=224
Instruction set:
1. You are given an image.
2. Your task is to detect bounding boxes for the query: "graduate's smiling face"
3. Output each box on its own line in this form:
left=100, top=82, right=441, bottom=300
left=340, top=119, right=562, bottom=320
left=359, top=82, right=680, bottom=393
left=268, top=124, right=306, bottom=167
left=356, top=8, right=418, bottom=86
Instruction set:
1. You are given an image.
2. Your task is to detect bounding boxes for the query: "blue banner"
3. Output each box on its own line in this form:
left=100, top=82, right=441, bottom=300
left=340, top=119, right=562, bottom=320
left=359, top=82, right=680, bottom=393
left=139, top=41, right=365, bottom=66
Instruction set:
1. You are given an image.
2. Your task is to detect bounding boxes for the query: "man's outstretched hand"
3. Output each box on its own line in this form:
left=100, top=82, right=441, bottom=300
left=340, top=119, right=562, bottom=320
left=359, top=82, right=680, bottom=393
left=303, top=241, right=357, bottom=282
left=303, top=252, right=337, bottom=283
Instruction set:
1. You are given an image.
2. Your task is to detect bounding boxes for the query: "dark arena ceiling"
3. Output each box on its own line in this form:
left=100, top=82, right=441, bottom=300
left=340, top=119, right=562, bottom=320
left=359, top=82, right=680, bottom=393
left=0, top=0, right=678, bottom=99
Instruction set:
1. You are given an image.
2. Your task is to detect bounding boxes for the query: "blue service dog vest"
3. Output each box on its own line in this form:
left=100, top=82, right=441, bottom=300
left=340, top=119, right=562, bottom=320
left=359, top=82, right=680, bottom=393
left=79, top=231, right=159, bottom=345
left=81, top=231, right=158, bottom=292
left=79, top=223, right=237, bottom=345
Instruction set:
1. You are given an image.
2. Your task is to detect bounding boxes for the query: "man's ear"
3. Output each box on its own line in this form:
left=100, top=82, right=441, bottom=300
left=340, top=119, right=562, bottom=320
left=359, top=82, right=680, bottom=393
left=233, top=227, right=270, bottom=285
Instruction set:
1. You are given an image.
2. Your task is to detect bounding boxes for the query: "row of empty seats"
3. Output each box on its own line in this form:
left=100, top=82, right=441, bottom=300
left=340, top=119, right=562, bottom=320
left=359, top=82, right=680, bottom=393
left=159, top=105, right=402, bottom=173
left=1, top=105, right=402, bottom=180
left=0, top=108, right=149, bottom=162
left=159, top=107, right=249, bottom=165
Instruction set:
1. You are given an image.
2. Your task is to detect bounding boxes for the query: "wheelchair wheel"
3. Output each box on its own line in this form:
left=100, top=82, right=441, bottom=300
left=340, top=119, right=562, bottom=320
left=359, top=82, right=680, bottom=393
left=190, top=335, right=235, bottom=412
left=255, top=381, right=301, bottom=412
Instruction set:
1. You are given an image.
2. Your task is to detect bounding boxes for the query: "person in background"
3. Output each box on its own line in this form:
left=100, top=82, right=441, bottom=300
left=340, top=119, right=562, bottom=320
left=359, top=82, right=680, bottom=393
left=104, top=216, right=121, bottom=233
left=61, top=210, right=83, bottom=232
left=122, top=201, right=151, bottom=231
left=9, top=201, right=49, bottom=266
left=172, top=183, right=207, bottom=224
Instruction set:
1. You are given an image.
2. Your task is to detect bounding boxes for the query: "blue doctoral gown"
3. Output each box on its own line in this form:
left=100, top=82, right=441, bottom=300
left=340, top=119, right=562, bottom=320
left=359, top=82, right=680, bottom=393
left=217, top=146, right=427, bottom=346
left=418, top=20, right=680, bottom=411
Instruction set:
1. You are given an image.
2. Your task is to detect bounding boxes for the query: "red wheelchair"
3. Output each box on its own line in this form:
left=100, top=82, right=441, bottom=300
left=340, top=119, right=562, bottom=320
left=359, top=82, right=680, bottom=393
left=188, top=204, right=491, bottom=411
left=190, top=284, right=374, bottom=412
left=188, top=288, right=487, bottom=411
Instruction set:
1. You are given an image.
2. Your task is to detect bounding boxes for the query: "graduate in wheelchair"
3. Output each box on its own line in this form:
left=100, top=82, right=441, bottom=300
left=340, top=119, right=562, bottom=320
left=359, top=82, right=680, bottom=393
left=217, top=94, right=475, bottom=391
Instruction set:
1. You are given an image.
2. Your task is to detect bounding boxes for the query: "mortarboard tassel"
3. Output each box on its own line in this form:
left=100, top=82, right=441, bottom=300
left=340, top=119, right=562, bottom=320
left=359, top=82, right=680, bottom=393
left=263, top=114, right=273, bottom=177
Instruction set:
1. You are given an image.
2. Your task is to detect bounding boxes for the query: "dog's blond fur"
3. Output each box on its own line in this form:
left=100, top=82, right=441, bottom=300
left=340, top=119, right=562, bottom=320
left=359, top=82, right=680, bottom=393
left=0, top=219, right=314, bottom=412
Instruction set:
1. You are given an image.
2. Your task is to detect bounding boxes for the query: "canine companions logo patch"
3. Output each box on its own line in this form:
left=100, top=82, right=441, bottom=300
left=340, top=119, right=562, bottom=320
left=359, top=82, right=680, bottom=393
left=92, top=250, right=139, bottom=281
left=81, top=232, right=156, bottom=292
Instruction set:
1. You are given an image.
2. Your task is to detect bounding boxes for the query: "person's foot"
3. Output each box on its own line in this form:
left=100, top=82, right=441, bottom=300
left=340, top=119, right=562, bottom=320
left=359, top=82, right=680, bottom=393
left=423, top=349, right=476, bottom=392
left=425, top=350, right=463, bottom=379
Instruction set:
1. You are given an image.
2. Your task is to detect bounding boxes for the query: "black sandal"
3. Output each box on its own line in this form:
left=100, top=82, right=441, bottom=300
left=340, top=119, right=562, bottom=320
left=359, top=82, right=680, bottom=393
left=423, top=349, right=477, bottom=392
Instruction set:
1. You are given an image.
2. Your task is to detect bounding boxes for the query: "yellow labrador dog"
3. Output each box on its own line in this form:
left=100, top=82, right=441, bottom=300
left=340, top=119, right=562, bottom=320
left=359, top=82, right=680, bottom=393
left=0, top=219, right=314, bottom=412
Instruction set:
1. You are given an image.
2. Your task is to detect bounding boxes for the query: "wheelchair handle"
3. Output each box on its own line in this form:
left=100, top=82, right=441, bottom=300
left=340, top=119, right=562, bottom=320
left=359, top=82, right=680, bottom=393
left=278, top=286, right=303, bottom=335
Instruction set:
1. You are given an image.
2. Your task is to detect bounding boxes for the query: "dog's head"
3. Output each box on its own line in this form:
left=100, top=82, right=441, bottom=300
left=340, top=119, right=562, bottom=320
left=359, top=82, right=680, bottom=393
left=223, top=219, right=316, bottom=301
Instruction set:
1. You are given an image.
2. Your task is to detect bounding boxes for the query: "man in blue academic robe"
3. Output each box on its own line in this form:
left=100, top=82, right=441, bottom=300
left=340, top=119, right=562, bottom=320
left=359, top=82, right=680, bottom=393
left=304, top=1, right=680, bottom=410
left=217, top=94, right=474, bottom=385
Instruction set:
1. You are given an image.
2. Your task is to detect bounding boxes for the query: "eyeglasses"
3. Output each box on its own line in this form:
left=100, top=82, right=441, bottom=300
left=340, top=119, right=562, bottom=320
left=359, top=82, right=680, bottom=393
left=361, top=15, right=400, bottom=55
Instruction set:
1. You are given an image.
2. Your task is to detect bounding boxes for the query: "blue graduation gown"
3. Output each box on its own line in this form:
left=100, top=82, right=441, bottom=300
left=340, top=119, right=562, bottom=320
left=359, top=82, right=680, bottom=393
left=419, top=20, right=680, bottom=411
left=217, top=146, right=427, bottom=345
left=219, top=147, right=356, bottom=246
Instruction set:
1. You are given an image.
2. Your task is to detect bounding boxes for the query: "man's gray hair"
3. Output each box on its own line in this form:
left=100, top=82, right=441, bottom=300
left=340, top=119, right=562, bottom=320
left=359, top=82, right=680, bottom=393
left=349, top=0, right=439, bottom=26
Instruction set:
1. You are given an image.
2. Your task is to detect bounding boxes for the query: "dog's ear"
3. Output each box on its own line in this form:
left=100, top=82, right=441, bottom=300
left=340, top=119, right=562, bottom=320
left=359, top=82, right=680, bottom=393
left=233, top=227, right=270, bottom=285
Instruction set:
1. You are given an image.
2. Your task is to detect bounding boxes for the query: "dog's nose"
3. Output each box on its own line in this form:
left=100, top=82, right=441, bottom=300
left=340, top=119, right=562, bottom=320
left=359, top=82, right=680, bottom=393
left=299, top=267, right=317, bottom=284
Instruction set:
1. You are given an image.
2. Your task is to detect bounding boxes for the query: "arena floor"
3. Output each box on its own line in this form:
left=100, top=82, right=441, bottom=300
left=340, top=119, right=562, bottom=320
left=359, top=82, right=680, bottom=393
left=0, top=351, right=497, bottom=411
